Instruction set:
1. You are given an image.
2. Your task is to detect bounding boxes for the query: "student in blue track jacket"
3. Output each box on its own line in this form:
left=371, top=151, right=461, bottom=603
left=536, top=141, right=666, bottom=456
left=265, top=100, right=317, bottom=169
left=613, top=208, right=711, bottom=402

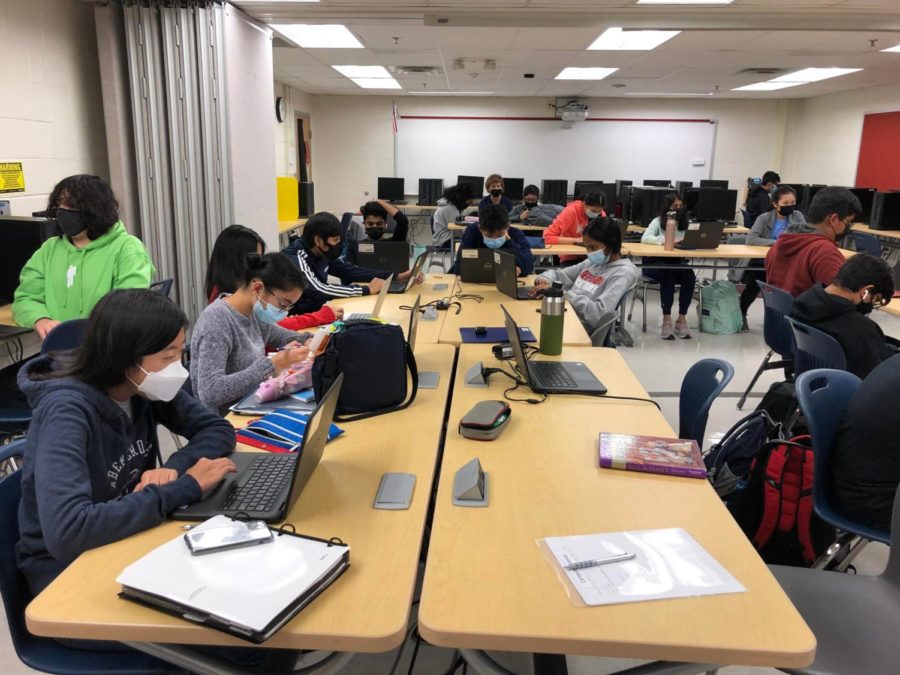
left=283, top=211, right=421, bottom=315
left=450, top=203, right=534, bottom=276
left=16, top=289, right=238, bottom=597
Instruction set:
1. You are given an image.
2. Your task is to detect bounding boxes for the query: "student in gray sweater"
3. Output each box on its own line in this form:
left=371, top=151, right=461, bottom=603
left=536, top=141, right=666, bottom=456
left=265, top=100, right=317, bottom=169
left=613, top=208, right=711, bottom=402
left=532, top=217, right=639, bottom=345
left=191, top=253, right=313, bottom=414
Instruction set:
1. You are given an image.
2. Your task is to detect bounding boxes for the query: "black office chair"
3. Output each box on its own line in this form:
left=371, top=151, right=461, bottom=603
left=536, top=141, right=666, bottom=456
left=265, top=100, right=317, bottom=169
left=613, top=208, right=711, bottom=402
left=149, top=279, right=173, bottom=297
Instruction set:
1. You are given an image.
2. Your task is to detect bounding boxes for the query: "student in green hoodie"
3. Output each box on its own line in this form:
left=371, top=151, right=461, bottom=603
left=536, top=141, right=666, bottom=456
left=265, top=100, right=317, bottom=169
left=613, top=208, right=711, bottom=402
left=13, top=175, right=155, bottom=339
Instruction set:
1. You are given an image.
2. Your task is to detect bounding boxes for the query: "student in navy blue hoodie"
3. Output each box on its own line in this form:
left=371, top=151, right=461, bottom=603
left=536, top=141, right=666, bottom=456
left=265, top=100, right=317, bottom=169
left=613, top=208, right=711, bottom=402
left=451, top=203, right=534, bottom=276
left=16, top=289, right=237, bottom=597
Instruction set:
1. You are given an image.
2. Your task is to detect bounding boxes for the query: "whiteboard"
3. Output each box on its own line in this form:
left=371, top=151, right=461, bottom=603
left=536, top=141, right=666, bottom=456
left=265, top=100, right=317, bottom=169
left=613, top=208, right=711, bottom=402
left=396, top=117, right=716, bottom=194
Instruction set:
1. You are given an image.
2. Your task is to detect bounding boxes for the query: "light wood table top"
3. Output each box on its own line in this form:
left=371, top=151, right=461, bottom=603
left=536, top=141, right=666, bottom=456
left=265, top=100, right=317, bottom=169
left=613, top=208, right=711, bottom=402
left=26, top=345, right=455, bottom=652
left=852, top=223, right=900, bottom=240
left=0, top=304, right=16, bottom=326
left=439, top=281, right=591, bottom=347
left=328, top=274, right=457, bottom=346
left=449, top=222, right=548, bottom=233
left=278, top=218, right=307, bottom=234
left=535, top=244, right=588, bottom=257
left=880, top=298, right=900, bottom=317
left=623, top=243, right=772, bottom=259
left=418, top=345, right=815, bottom=668
left=628, top=224, right=750, bottom=235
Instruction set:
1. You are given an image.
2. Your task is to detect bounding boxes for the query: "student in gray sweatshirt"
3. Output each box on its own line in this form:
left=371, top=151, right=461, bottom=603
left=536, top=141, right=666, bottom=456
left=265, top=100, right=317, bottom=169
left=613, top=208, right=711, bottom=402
left=532, top=217, right=639, bottom=345
left=432, top=182, right=479, bottom=248
left=191, top=252, right=313, bottom=414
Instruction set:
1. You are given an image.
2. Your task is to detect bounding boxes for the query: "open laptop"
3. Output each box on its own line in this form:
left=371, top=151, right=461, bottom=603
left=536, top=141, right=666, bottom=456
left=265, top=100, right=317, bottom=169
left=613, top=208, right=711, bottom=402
left=675, top=221, right=726, bottom=250
left=356, top=241, right=410, bottom=275
left=173, top=374, right=344, bottom=523
left=388, top=250, right=427, bottom=294
left=501, top=305, right=607, bottom=395
left=493, top=250, right=530, bottom=300
left=459, top=248, right=496, bottom=283
left=346, top=273, right=393, bottom=320
left=407, top=294, right=440, bottom=388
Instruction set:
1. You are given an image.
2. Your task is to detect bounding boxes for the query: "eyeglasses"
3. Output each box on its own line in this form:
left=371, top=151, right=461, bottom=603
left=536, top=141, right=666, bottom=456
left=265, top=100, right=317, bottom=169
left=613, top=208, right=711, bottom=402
left=262, top=288, right=295, bottom=311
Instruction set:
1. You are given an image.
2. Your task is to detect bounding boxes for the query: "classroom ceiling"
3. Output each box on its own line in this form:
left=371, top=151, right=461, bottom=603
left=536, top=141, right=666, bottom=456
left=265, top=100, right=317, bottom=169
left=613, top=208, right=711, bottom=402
left=235, top=0, right=900, bottom=98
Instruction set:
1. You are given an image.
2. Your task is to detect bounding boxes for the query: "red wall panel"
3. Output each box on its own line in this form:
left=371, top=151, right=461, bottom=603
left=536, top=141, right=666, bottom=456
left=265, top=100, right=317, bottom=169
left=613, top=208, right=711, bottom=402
left=856, top=110, right=900, bottom=190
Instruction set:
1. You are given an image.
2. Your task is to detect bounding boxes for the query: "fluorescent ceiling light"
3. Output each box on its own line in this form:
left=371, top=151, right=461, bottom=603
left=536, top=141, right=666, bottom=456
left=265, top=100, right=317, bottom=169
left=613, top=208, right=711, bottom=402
left=270, top=24, right=362, bottom=49
left=407, top=91, right=494, bottom=96
left=588, top=27, right=680, bottom=51
left=731, top=82, right=802, bottom=91
left=351, top=77, right=401, bottom=89
left=636, top=0, right=733, bottom=4
left=625, top=92, right=715, bottom=97
left=881, top=44, right=900, bottom=53
left=769, top=67, right=862, bottom=83
left=555, top=67, right=618, bottom=80
left=332, top=65, right=392, bottom=78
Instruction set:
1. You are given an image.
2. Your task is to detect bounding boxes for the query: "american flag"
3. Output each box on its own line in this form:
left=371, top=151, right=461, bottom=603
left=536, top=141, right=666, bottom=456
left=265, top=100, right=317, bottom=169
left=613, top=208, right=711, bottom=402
left=392, top=100, right=399, bottom=134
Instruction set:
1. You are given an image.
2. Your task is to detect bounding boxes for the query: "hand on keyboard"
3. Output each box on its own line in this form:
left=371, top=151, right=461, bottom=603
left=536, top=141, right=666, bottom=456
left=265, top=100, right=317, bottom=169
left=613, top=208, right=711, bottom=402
left=187, top=457, right=238, bottom=494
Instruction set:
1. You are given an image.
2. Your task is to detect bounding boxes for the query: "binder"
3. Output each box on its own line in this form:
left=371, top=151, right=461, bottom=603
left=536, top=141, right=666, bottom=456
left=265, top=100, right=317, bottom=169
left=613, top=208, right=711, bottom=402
left=116, top=516, right=350, bottom=643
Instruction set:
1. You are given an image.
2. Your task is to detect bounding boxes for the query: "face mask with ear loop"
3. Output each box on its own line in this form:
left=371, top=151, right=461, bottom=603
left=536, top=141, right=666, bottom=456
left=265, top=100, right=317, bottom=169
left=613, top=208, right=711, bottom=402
left=128, top=361, right=189, bottom=402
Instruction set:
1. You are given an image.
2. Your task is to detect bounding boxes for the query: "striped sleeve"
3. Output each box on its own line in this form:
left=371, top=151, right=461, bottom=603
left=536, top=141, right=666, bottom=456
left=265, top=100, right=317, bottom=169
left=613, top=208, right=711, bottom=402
left=294, top=250, right=365, bottom=299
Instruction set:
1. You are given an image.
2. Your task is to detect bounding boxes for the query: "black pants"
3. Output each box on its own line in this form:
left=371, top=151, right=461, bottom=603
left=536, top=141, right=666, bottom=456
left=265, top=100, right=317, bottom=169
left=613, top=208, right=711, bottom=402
left=642, top=258, right=696, bottom=316
left=740, top=261, right=766, bottom=316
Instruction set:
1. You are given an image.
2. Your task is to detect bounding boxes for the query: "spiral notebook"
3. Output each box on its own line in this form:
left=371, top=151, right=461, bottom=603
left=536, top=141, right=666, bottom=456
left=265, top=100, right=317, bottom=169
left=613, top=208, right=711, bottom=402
left=117, top=515, right=350, bottom=643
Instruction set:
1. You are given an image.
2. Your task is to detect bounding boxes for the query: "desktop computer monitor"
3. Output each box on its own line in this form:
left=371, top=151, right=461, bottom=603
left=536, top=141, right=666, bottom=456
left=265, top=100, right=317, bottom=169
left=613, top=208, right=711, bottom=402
left=503, top=178, right=524, bottom=202
left=849, top=187, right=876, bottom=224
left=0, top=217, right=55, bottom=305
left=377, top=177, right=405, bottom=203
left=541, top=179, right=568, bottom=206
left=699, top=179, right=729, bottom=190
left=643, top=179, right=671, bottom=188
left=574, top=182, right=617, bottom=212
left=674, top=181, right=693, bottom=196
left=782, top=184, right=809, bottom=212
left=628, top=186, right=670, bottom=227
left=457, top=175, right=485, bottom=196
left=695, top=188, right=738, bottom=222
left=417, top=178, right=444, bottom=206
left=870, top=192, right=900, bottom=231
left=615, top=179, right=632, bottom=201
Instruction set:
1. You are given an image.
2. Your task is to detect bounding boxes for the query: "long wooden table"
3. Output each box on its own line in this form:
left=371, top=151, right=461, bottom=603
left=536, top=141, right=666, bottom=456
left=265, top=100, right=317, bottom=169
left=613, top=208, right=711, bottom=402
left=0, top=304, right=16, bottom=326
left=418, top=345, right=816, bottom=669
left=25, top=344, right=456, bottom=654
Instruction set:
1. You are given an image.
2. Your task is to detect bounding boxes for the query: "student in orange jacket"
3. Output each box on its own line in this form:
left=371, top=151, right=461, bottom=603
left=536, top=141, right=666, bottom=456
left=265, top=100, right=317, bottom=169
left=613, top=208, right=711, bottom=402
left=542, top=191, right=606, bottom=264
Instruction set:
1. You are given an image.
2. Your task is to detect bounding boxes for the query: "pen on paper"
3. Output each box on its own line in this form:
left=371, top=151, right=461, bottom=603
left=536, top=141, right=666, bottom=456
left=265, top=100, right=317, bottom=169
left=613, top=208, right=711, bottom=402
left=564, top=552, right=636, bottom=571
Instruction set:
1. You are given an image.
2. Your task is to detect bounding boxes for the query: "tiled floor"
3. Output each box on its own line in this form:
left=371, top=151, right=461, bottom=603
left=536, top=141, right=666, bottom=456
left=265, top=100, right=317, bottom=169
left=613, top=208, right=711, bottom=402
left=2, top=282, right=895, bottom=674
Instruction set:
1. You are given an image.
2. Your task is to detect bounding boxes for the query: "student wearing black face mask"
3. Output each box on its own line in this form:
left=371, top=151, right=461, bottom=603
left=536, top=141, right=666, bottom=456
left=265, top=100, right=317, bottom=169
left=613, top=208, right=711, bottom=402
left=509, top=184, right=564, bottom=227
left=478, top=174, right=513, bottom=212
left=791, top=253, right=898, bottom=379
left=344, top=200, right=410, bottom=264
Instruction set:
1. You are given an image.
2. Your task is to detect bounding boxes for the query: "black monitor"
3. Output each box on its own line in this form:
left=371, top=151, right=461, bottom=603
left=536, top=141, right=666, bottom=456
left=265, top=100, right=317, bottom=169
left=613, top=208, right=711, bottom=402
left=615, top=179, right=632, bottom=201
left=541, top=179, right=568, bottom=207
left=417, top=178, right=444, bottom=206
left=643, top=179, right=671, bottom=188
left=805, top=184, right=828, bottom=213
left=574, top=182, right=616, bottom=211
left=674, top=181, right=693, bottom=196
left=870, top=192, right=900, bottom=231
left=695, top=188, right=738, bottom=222
left=377, top=177, right=405, bottom=202
left=0, top=217, right=55, bottom=305
left=627, top=186, right=670, bottom=227
left=457, top=175, right=484, bottom=196
left=782, top=183, right=810, bottom=212
left=573, top=181, right=602, bottom=200
left=699, top=179, right=729, bottom=190
left=848, top=187, right=876, bottom=224
left=503, top=178, right=524, bottom=202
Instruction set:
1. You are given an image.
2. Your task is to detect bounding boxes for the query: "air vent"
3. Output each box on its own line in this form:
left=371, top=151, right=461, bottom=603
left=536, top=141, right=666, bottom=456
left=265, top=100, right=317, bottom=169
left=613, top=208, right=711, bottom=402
left=393, top=66, right=444, bottom=77
left=737, top=67, right=787, bottom=76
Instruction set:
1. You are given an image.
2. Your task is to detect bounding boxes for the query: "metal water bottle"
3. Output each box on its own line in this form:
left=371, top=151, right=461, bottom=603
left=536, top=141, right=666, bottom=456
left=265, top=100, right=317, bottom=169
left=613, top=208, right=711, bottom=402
left=539, top=283, right=565, bottom=356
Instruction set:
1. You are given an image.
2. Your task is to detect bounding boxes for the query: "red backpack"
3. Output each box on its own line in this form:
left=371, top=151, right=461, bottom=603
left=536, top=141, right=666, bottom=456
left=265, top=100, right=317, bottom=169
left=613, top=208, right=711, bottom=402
left=726, top=435, right=835, bottom=567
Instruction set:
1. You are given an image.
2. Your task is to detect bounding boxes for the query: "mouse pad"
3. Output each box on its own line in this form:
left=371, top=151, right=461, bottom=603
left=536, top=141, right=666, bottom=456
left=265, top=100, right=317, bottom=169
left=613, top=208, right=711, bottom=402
left=459, top=327, right=537, bottom=343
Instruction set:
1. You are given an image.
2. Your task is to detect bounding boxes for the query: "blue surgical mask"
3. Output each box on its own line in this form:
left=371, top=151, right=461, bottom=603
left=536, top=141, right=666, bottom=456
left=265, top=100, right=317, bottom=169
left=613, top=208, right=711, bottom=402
left=253, top=296, right=288, bottom=324
left=483, top=236, right=506, bottom=250
left=587, top=249, right=609, bottom=266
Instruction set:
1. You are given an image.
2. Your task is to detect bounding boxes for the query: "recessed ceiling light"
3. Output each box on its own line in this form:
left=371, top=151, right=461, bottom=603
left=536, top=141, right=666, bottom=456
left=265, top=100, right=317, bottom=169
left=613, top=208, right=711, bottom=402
left=636, top=0, right=733, bottom=4
left=588, top=27, right=680, bottom=51
left=270, top=24, right=363, bottom=49
left=555, top=67, right=619, bottom=80
left=731, top=82, right=802, bottom=91
left=332, top=65, right=392, bottom=79
left=881, top=44, right=900, bottom=53
left=408, top=91, right=494, bottom=96
left=351, top=77, right=401, bottom=89
left=768, top=67, right=862, bottom=83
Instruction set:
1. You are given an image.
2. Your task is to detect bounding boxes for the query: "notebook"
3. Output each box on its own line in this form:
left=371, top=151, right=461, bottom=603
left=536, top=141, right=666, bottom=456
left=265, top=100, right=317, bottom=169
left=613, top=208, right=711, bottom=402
left=117, top=515, right=350, bottom=643
left=598, top=433, right=706, bottom=479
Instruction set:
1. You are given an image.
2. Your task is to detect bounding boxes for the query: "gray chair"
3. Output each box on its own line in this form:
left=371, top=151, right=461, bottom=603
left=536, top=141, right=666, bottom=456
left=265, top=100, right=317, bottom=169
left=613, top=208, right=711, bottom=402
left=771, top=482, right=900, bottom=675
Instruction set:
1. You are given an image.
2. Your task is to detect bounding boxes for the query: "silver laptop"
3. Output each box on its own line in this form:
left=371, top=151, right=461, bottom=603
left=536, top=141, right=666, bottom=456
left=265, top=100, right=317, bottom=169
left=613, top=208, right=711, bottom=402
left=173, top=374, right=344, bottom=523
left=347, top=273, right=394, bottom=320
left=501, top=305, right=607, bottom=395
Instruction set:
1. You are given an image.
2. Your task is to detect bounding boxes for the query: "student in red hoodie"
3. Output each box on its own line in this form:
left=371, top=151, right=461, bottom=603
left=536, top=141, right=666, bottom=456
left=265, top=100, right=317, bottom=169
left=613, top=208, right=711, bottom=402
left=764, top=186, right=860, bottom=296
left=542, top=191, right=606, bottom=264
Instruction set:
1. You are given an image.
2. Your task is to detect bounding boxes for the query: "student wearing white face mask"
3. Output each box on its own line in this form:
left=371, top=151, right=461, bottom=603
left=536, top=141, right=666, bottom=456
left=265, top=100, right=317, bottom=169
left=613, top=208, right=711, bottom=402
left=543, top=191, right=607, bottom=265
left=191, top=253, right=312, bottom=414
left=16, top=289, right=238, bottom=597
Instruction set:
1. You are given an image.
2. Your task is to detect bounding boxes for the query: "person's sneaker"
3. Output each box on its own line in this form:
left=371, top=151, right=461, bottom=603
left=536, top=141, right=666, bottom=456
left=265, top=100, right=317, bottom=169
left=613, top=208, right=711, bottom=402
left=741, top=315, right=749, bottom=332
left=661, top=320, right=674, bottom=340
left=674, top=317, right=692, bottom=339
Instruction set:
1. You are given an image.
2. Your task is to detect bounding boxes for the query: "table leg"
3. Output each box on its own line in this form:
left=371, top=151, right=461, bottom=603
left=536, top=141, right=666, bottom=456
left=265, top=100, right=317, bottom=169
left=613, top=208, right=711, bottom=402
left=534, top=652, right=569, bottom=674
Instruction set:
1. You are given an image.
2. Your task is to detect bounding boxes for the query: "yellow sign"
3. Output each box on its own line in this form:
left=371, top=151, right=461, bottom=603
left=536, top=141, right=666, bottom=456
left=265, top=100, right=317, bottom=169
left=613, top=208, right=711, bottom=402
left=0, top=162, right=25, bottom=194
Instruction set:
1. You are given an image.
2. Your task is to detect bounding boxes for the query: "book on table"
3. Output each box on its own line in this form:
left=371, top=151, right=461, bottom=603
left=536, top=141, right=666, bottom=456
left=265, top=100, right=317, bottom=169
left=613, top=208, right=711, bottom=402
left=598, top=432, right=706, bottom=479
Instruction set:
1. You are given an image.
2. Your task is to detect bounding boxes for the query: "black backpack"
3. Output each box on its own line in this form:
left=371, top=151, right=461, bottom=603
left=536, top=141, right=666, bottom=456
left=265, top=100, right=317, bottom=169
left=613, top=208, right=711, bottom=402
left=704, top=410, right=782, bottom=498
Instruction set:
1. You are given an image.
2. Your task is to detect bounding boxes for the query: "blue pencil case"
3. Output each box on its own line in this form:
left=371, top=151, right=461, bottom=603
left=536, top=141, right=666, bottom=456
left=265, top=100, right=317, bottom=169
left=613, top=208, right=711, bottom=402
left=459, top=327, right=537, bottom=344
left=236, top=409, right=343, bottom=453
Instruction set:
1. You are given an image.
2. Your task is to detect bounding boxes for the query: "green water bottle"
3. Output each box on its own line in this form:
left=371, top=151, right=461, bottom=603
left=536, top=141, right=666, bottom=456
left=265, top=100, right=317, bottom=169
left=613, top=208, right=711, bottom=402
left=539, top=284, right=565, bottom=356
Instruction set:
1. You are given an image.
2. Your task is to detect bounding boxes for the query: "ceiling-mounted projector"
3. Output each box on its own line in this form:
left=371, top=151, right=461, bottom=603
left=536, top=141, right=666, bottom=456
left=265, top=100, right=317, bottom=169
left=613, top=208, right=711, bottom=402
left=555, top=99, right=589, bottom=128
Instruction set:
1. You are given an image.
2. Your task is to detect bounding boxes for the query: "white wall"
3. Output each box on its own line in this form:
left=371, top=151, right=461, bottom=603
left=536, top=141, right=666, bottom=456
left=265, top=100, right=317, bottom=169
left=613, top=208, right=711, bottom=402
left=781, top=83, right=900, bottom=186
left=0, top=0, right=108, bottom=216
left=274, top=81, right=313, bottom=178
left=304, top=95, right=787, bottom=215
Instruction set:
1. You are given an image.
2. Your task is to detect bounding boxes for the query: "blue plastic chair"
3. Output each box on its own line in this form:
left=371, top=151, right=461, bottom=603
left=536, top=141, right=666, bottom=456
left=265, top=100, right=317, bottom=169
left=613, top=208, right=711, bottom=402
left=787, top=318, right=847, bottom=378
left=0, top=441, right=172, bottom=674
left=678, top=359, right=735, bottom=446
left=41, top=319, right=88, bottom=355
left=149, top=279, right=173, bottom=297
left=851, top=231, right=882, bottom=257
left=741, top=208, right=752, bottom=229
left=794, top=369, right=888, bottom=544
left=737, top=281, right=795, bottom=409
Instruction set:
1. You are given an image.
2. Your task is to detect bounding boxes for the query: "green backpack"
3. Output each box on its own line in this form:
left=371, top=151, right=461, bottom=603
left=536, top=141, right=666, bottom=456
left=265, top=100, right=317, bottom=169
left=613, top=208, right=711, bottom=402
left=700, top=280, right=743, bottom=335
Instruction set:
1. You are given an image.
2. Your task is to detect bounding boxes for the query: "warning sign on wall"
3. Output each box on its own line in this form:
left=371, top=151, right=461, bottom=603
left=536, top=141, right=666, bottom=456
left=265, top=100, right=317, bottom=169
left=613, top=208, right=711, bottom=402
left=0, top=162, right=25, bottom=194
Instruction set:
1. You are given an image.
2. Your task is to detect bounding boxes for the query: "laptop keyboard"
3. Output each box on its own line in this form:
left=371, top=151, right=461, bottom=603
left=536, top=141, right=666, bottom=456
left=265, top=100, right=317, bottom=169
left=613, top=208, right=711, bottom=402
left=530, top=361, right=577, bottom=388
left=220, top=454, right=296, bottom=513
left=346, top=312, right=372, bottom=321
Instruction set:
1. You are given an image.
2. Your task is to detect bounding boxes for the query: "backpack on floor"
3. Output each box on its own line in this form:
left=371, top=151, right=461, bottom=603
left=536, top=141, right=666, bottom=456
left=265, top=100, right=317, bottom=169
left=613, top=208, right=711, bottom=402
left=700, top=280, right=743, bottom=335
left=754, top=380, right=805, bottom=436
left=726, top=435, right=835, bottom=567
left=704, top=410, right=782, bottom=498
